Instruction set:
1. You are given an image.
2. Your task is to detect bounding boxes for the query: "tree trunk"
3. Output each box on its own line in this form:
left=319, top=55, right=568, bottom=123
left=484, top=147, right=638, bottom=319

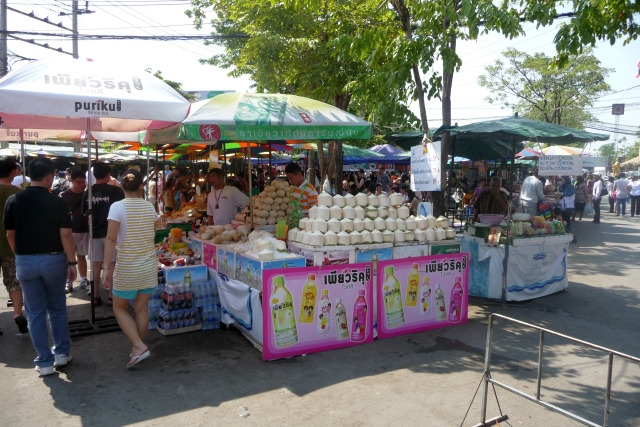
left=317, top=140, right=325, bottom=185
left=326, top=141, right=335, bottom=193
left=335, top=140, right=343, bottom=194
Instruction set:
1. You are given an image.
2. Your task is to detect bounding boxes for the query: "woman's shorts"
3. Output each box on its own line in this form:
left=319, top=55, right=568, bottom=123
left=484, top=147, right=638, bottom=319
left=112, top=287, right=155, bottom=300
left=575, top=202, right=587, bottom=212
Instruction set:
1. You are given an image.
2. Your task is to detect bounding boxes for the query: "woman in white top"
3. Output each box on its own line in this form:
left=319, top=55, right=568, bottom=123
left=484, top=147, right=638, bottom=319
left=561, top=176, right=576, bottom=243
left=606, top=176, right=616, bottom=213
left=630, top=175, right=640, bottom=217
left=103, top=169, right=158, bottom=368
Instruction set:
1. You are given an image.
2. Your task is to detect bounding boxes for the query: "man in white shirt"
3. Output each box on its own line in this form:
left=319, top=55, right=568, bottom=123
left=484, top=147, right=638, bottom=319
left=614, top=173, right=630, bottom=216
left=207, top=168, right=249, bottom=226
left=592, top=173, right=603, bottom=223
left=629, top=175, right=640, bottom=217
left=519, top=172, right=544, bottom=217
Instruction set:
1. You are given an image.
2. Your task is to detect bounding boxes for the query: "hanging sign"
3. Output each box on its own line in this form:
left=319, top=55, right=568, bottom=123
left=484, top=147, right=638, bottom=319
left=411, top=141, right=442, bottom=191
left=539, top=155, right=583, bottom=176
left=209, top=150, right=218, bottom=169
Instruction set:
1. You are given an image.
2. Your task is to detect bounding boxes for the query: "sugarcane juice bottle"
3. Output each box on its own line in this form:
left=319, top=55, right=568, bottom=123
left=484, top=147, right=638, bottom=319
left=371, top=251, right=378, bottom=276
left=270, top=275, right=298, bottom=348
left=420, top=277, right=432, bottom=317
left=382, top=266, right=405, bottom=328
left=298, top=273, right=317, bottom=323
left=335, top=298, right=349, bottom=341
left=448, top=277, right=463, bottom=322
left=351, top=289, right=368, bottom=342
left=435, top=284, right=447, bottom=322
left=405, top=263, right=420, bottom=307
left=183, top=269, right=191, bottom=286
left=317, top=289, right=331, bottom=335
left=246, top=262, right=251, bottom=283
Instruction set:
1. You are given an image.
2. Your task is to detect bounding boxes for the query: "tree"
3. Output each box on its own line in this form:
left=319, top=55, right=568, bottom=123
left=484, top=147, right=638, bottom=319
left=478, top=48, right=612, bottom=129
left=145, top=68, right=196, bottom=101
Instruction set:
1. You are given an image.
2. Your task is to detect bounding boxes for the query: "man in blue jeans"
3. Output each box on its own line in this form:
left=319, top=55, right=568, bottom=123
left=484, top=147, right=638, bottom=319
left=4, top=158, right=77, bottom=377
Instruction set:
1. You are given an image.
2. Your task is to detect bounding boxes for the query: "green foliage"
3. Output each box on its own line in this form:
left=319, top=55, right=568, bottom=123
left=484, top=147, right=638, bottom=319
left=598, top=138, right=640, bottom=164
left=145, top=68, right=196, bottom=101
left=521, top=0, right=640, bottom=66
left=478, top=48, right=612, bottom=129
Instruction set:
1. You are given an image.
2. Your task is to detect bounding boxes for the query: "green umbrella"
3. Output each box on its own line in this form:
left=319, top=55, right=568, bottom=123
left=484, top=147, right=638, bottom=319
left=290, top=142, right=385, bottom=163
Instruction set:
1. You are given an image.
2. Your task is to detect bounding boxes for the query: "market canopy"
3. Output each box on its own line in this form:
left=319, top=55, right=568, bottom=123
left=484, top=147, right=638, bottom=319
left=369, top=144, right=405, bottom=156
left=541, top=145, right=585, bottom=155
left=290, top=141, right=385, bottom=164
left=621, top=155, right=640, bottom=167
left=180, top=93, right=372, bottom=141
left=516, top=147, right=542, bottom=160
left=433, top=115, right=609, bottom=145
left=0, top=58, right=191, bottom=132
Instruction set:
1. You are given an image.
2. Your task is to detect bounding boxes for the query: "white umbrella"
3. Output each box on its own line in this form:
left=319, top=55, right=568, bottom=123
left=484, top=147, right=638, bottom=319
left=0, top=58, right=191, bottom=324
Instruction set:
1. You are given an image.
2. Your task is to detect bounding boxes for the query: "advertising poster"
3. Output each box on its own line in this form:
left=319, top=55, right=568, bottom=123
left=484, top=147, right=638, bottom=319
left=376, top=253, right=469, bottom=339
left=203, top=241, right=217, bottom=270
left=411, top=141, right=442, bottom=192
left=163, top=265, right=208, bottom=285
left=355, top=247, right=392, bottom=278
left=262, top=263, right=374, bottom=361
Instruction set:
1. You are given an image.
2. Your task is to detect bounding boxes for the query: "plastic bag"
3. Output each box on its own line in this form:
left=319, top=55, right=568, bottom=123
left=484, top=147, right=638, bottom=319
left=585, top=203, right=594, bottom=216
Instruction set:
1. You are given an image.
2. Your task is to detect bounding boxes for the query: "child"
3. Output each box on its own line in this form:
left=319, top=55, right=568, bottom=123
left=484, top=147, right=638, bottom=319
left=553, top=207, right=563, bottom=222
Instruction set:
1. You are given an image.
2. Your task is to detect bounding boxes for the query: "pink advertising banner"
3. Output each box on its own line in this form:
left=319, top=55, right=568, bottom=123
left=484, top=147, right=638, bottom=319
left=262, top=263, right=374, bottom=361
left=376, top=253, right=469, bottom=339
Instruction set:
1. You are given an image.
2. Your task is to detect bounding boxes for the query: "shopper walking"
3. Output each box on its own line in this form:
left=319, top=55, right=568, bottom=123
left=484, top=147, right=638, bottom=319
left=614, top=173, right=630, bottom=216
left=59, top=170, right=90, bottom=293
left=592, top=173, right=604, bottom=224
left=606, top=176, right=616, bottom=213
left=102, top=169, right=157, bottom=368
left=519, top=171, right=544, bottom=217
left=0, top=156, right=28, bottom=334
left=560, top=176, right=576, bottom=242
left=629, top=175, right=640, bottom=217
left=4, top=158, right=76, bottom=376
left=572, top=176, right=589, bottom=222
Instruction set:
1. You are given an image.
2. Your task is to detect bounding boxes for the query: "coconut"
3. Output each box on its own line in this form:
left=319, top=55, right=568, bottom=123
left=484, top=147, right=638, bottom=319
left=398, top=205, right=410, bottom=219
left=310, top=231, right=325, bottom=246
left=342, top=205, right=355, bottom=220
left=344, top=193, right=356, bottom=207
left=394, top=229, right=405, bottom=242
left=349, top=230, right=362, bottom=245
left=383, top=230, right=395, bottom=243
left=435, top=227, right=446, bottom=241
left=389, top=193, right=403, bottom=206
left=354, top=205, right=366, bottom=220
left=405, top=216, right=417, bottom=230
left=365, top=206, right=379, bottom=219
left=415, top=229, right=426, bottom=242
left=378, top=193, right=389, bottom=207
left=340, top=218, right=354, bottom=233
left=363, top=217, right=375, bottom=231
left=374, top=217, right=386, bottom=230
left=337, top=231, right=351, bottom=246
left=426, top=214, right=437, bottom=229
left=287, top=228, right=299, bottom=242
left=385, top=217, right=397, bottom=231
left=317, top=192, right=333, bottom=207
left=416, top=215, right=427, bottom=230
left=317, top=205, right=330, bottom=221
left=371, top=229, right=383, bottom=243
left=312, top=218, right=328, bottom=233
left=360, top=229, right=373, bottom=244
left=377, top=206, right=388, bottom=219
left=332, top=194, right=345, bottom=208
left=396, top=218, right=406, bottom=231
left=436, top=216, right=449, bottom=229
left=330, top=205, right=342, bottom=220
left=355, top=192, right=368, bottom=207
left=367, top=194, right=379, bottom=207
left=353, top=218, right=365, bottom=232
left=327, top=218, right=341, bottom=233
left=405, top=229, right=415, bottom=241
left=446, top=227, right=457, bottom=240
left=387, top=206, right=398, bottom=220
left=324, top=230, right=338, bottom=246
left=308, top=205, right=319, bottom=220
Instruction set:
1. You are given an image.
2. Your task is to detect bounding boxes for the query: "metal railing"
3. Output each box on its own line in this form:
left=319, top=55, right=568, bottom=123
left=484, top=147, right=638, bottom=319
left=478, top=313, right=640, bottom=427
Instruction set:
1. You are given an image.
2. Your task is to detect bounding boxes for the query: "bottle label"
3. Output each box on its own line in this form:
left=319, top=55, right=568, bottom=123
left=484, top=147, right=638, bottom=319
left=318, top=301, right=331, bottom=334
left=351, top=301, right=367, bottom=341
left=384, top=285, right=405, bottom=328
left=272, top=299, right=298, bottom=348
left=335, top=305, right=349, bottom=340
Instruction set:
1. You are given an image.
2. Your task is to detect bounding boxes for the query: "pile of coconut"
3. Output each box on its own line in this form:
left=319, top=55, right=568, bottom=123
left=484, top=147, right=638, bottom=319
left=235, top=179, right=295, bottom=225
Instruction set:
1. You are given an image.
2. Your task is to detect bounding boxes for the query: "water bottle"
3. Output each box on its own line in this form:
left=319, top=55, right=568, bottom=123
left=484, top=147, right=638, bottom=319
left=201, top=306, right=210, bottom=330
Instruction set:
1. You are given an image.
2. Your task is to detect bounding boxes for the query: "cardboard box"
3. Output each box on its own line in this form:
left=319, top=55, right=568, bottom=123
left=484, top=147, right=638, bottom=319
left=203, top=241, right=217, bottom=270
left=288, top=241, right=355, bottom=266
left=216, top=245, right=238, bottom=278
left=355, top=245, right=393, bottom=278
left=392, top=243, right=430, bottom=259
left=162, top=265, right=208, bottom=285
left=235, top=253, right=306, bottom=290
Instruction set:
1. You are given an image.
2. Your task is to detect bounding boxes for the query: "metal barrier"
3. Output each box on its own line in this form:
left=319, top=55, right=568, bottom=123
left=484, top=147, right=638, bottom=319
left=476, top=313, right=640, bottom=427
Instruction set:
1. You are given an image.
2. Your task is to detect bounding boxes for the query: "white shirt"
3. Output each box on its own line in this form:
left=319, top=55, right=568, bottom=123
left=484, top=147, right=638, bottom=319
left=562, top=194, right=575, bottom=210
left=108, top=200, right=158, bottom=245
left=207, top=185, right=249, bottom=226
left=593, top=180, right=603, bottom=199
left=520, top=176, right=544, bottom=203
left=630, top=180, right=640, bottom=196
left=614, top=178, right=630, bottom=199
left=11, top=175, right=31, bottom=188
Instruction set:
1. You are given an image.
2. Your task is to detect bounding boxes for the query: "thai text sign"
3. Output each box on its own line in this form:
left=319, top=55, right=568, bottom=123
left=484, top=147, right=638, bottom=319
left=411, top=141, right=442, bottom=191
left=539, top=155, right=583, bottom=176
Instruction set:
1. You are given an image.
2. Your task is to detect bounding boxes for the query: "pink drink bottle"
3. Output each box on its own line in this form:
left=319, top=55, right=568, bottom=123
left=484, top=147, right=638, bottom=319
left=448, top=277, right=463, bottom=322
left=351, top=290, right=367, bottom=342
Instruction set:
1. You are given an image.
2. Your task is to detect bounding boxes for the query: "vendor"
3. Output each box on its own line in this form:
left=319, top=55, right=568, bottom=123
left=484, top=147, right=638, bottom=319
left=285, top=163, right=318, bottom=227
left=207, top=168, right=249, bottom=226
left=473, top=176, right=509, bottom=222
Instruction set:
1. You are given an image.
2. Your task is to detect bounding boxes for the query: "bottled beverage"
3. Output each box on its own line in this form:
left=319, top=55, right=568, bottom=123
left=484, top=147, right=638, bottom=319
left=177, top=284, right=186, bottom=309
left=270, top=275, right=298, bottom=348
left=184, top=281, right=192, bottom=309
left=246, top=261, right=251, bottom=283
left=419, top=277, right=432, bottom=317
left=435, top=284, right=447, bottom=322
left=448, top=277, right=463, bottom=322
left=382, top=266, right=405, bottom=328
left=298, top=273, right=317, bottom=323
left=371, top=251, right=378, bottom=275
left=351, top=290, right=367, bottom=342
left=317, top=289, right=331, bottom=335
left=335, top=298, right=349, bottom=341
left=405, top=263, right=420, bottom=307
left=183, top=269, right=191, bottom=286
left=223, top=252, right=228, bottom=273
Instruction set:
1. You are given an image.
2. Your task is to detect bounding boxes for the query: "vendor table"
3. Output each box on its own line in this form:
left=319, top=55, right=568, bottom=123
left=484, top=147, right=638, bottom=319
left=461, top=235, right=571, bottom=301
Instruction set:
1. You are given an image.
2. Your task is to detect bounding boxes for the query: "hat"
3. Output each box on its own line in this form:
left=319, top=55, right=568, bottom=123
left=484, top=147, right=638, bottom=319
left=592, top=172, right=600, bottom=176
left=58, top=171, right=66, bottom=177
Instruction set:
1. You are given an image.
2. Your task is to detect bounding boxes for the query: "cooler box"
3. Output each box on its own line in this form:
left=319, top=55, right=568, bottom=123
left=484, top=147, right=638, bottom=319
left=429, top=240, right=461, bottom=255
left=235, top=253, right=306, bottom=290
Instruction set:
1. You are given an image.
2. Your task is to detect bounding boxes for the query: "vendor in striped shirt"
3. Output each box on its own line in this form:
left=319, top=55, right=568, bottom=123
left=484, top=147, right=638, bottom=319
left=285, top=163, right=318, bottom=228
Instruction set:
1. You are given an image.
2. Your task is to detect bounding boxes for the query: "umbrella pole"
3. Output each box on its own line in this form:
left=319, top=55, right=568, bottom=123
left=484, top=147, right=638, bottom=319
left=87, top=118, right=96, bottom=325
left=269, top=142, right=272, bottom=176
left=446, top=136, right=456, bottom=218
left=247, top=144, right=254, bottom=230
left=19, top=129, right=25, bottom=189
left=146, top=147, right=150, bottom=199
left=155, top=147, right=159, bottom=212
left=501, top=138, right=516, bottom=309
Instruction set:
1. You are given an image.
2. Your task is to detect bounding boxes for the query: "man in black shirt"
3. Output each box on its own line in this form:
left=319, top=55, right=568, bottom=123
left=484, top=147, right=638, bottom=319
left=82, top=162, right=124, bottom=306
left=60, top=170, right=89, bottom=293
left=4, top=158, right=77, bottom=377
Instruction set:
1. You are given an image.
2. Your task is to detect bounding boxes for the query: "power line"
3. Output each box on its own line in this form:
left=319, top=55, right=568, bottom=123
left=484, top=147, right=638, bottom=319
left=1, top=30, right=247, bottom=40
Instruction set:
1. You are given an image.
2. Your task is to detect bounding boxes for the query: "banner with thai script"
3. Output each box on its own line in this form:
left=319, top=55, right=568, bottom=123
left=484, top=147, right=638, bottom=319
left=539, top=155, right=583, bottom=176
left=411, top=141, right=442, bottom=191
left=262, top=263, right=374, bottom=361
left=376, top=253, right=469, bottom=339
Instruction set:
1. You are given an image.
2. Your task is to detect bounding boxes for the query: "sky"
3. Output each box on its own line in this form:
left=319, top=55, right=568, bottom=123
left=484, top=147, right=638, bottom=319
left=5, top=0, right=640, bottom=153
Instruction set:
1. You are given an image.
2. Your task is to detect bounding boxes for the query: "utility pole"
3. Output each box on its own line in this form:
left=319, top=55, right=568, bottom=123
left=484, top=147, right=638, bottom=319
left=1, top=0, right=7, bottom=77
left=72, top=1, right=78, bottom=58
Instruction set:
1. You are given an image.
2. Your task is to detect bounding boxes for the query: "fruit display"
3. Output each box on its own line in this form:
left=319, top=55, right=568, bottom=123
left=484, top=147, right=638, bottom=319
left=235, top=180, right=295, bottom=226
left=288, top=192, right=455, bottom=246
left=157, top=195, right=207, bottom=226
left=509, top=216, right=566, bottom=237
left=194, top=224, right=250, bottom=245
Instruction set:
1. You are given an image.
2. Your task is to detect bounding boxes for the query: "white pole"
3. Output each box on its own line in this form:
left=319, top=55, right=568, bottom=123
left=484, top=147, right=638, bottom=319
left=87, top=118, right=95, bottom=323
left=19, top=129, right=25, bottom=188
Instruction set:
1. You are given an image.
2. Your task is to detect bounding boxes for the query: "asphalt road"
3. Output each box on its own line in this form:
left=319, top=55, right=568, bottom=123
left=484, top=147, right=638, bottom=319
left=1, top=205, right=639, bottom=427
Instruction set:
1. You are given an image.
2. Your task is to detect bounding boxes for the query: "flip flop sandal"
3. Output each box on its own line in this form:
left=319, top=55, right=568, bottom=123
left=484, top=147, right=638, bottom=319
left=14, top=315, right=29, bottom=334
left=93, top=296, right=102, bottom=307
left=107, top=297, right=113, bottom=307
left=127, top=350, right=150, bottom=368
